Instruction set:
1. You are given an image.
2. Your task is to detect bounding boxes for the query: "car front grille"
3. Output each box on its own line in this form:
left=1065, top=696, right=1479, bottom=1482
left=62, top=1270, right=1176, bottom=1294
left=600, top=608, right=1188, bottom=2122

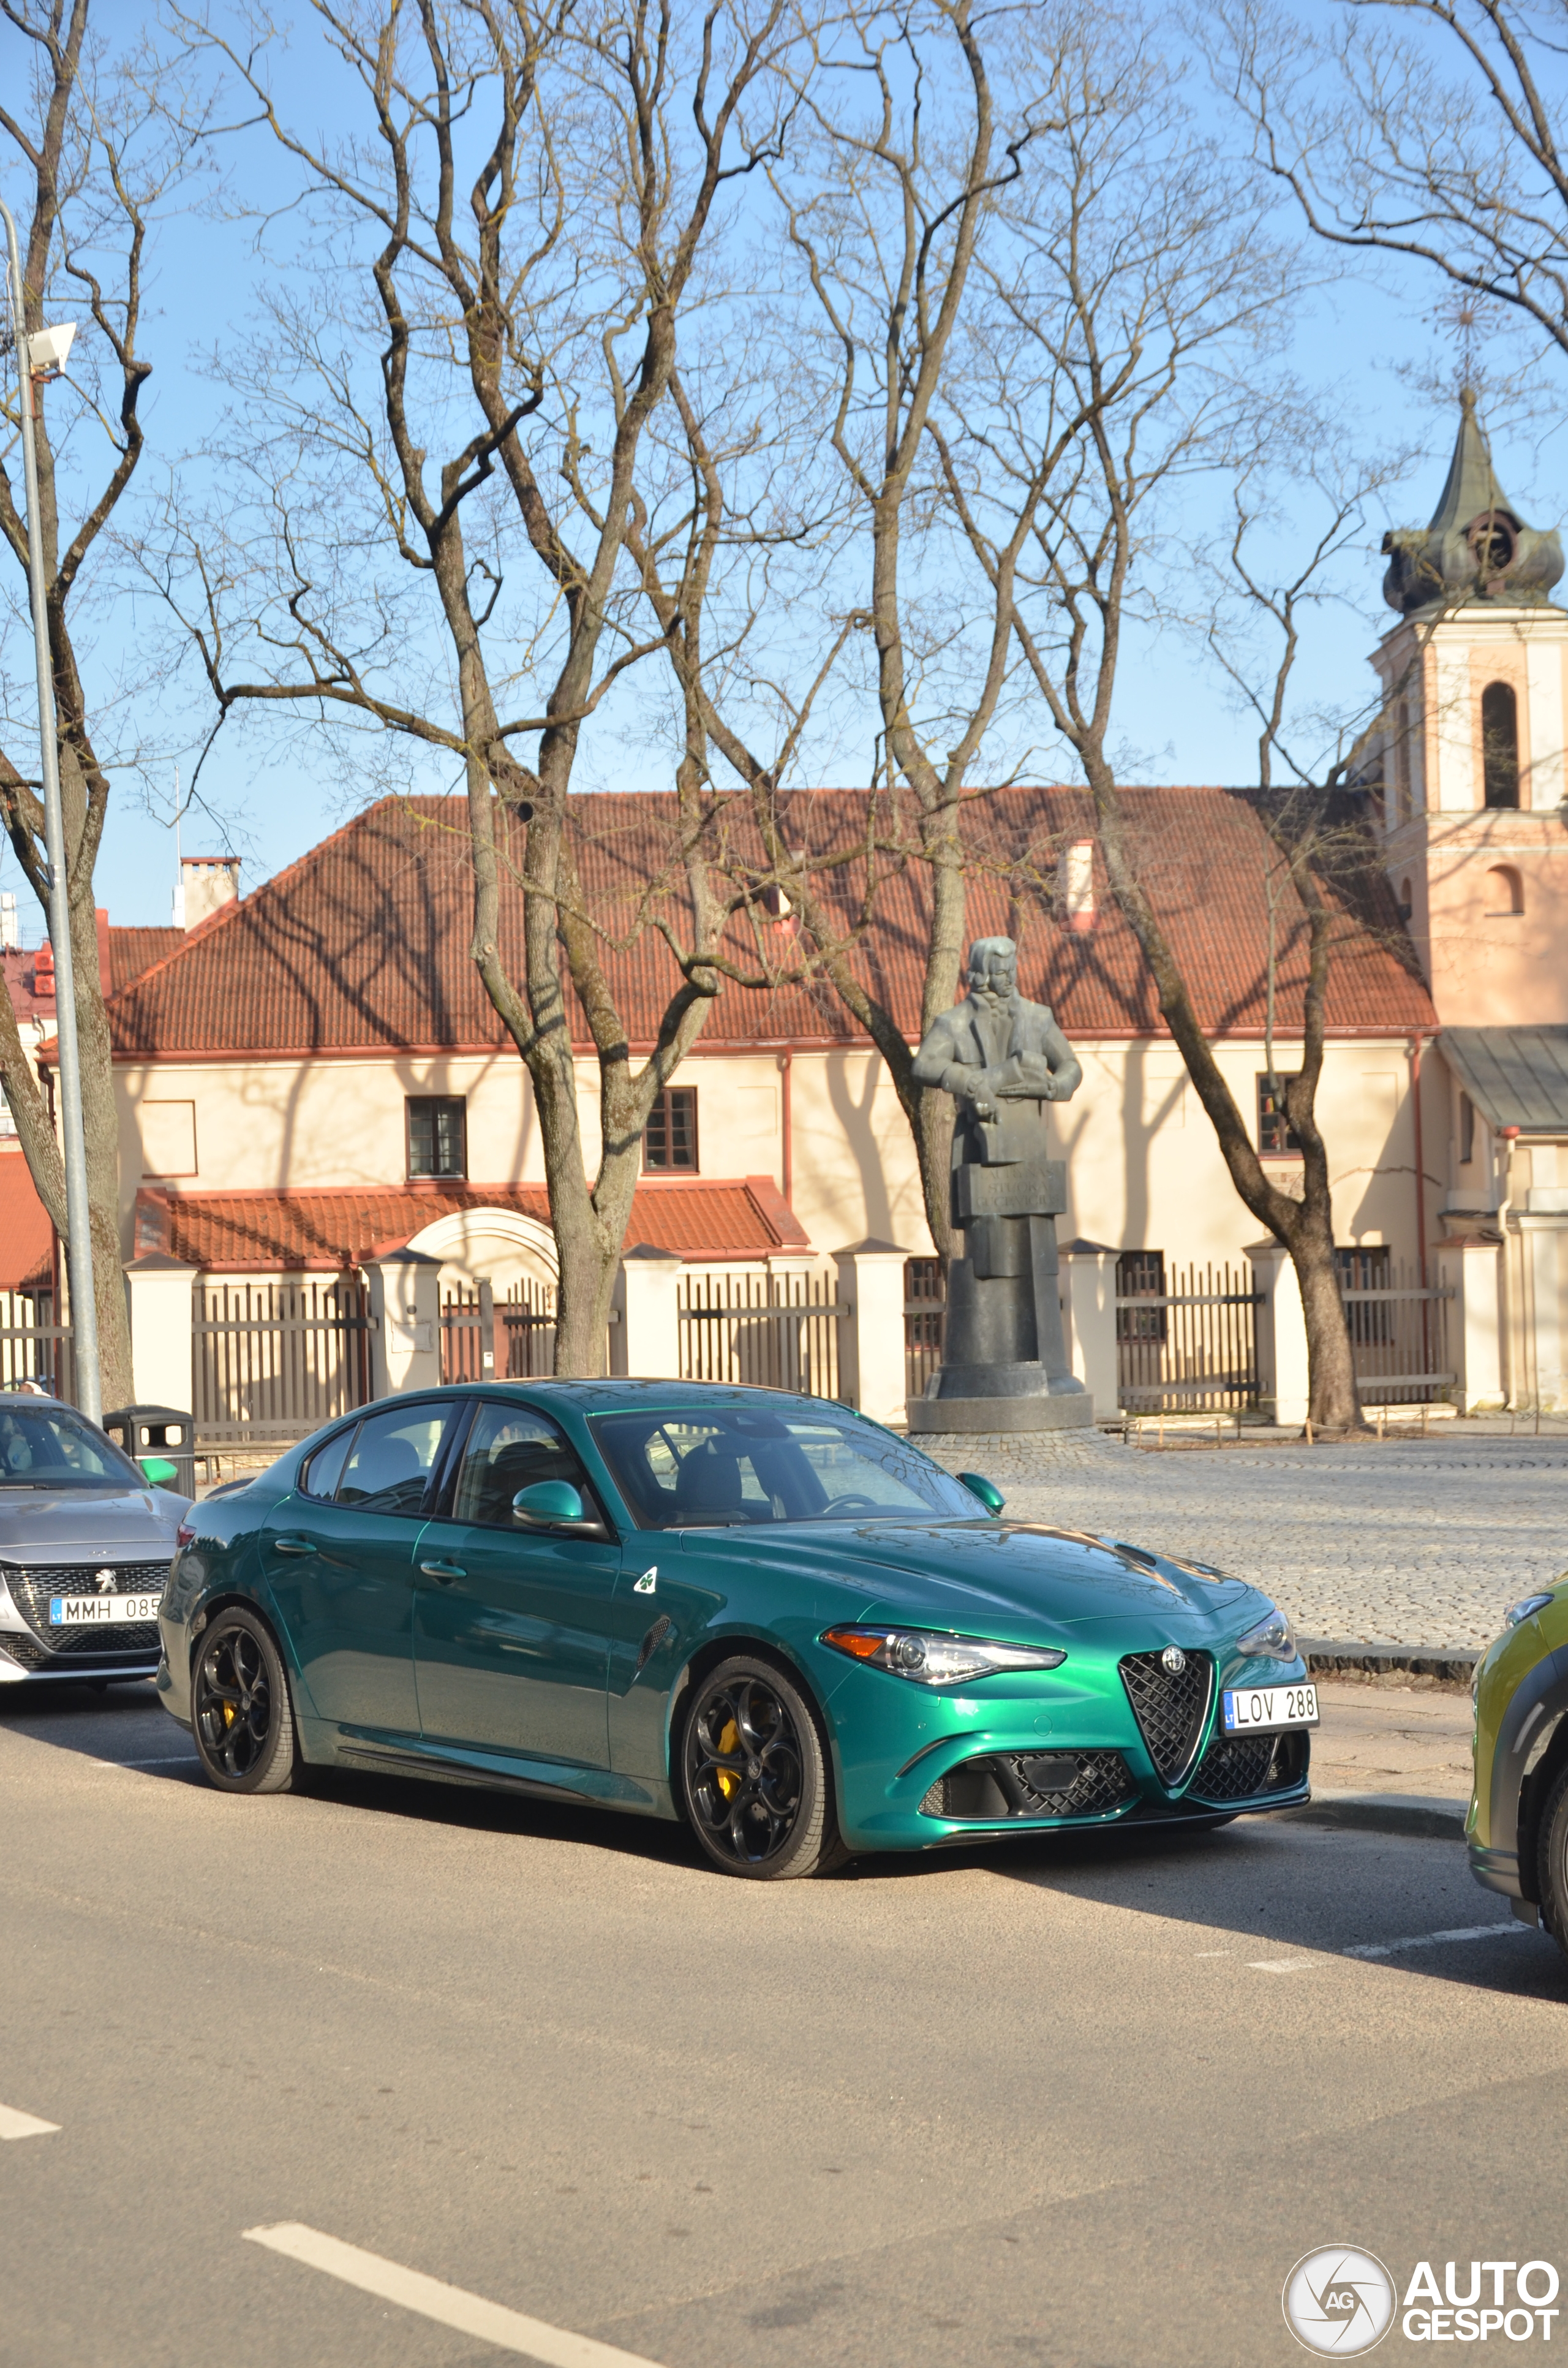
left=921, top=1749, right=1136, bottom=1821
left=1189, top=1728, right=1308, bottom=1802
left=0, top=1626, right=160, bottom=1670
left=1120, top=1650, right=1213, bottom=1785
left=1, top=1560, right=168, bottom=1656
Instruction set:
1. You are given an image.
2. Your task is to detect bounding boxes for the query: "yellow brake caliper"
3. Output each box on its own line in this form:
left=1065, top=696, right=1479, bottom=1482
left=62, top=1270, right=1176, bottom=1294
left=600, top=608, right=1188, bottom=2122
left=716, top=1716, right=739, bottom=1798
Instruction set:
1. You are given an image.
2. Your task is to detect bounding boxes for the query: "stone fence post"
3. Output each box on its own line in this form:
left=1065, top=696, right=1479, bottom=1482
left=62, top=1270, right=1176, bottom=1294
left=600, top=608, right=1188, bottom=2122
left=124, top=1254, right=198, bottom=1409
left=833, top=1241, right=909, bottom=1427
left=619, top=1244, right=684, bottom=1377
left=366, top=1251, right=441, bottom=1397
left=1060, top=1241, right=1120, bottom=1421
left=1246, top=1241, right=1308, bottom=1428
left=1434, top=1236, right=1503, bottom=1412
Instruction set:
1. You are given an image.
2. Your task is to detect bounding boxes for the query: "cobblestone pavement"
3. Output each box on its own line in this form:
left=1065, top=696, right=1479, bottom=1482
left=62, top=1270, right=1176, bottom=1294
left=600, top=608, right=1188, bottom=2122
left=919, top=1428, right=1568, bottom=1649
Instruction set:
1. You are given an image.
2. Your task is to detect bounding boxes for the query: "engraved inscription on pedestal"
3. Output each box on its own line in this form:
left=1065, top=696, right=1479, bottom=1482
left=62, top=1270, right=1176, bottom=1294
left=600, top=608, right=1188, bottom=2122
left=907, top=936, right=1093, bottom=1433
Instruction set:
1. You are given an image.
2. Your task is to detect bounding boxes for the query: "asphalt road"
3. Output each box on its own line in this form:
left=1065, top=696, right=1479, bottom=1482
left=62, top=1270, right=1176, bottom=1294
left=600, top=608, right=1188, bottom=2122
left=4, top=1680, right=1566, bottom=2368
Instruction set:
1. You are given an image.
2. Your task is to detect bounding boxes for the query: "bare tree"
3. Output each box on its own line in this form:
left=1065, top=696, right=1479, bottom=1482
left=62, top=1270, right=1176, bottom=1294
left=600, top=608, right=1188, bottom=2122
left=924, top=13, right=1417, bottom=1429
left=164, top=0, right=801, bottom=1373
left=1215, top=0, right=1568, bottom=369
left=0, top=0, right=211, bottom=1407
left=638, top=0, right=1061, bottom=1265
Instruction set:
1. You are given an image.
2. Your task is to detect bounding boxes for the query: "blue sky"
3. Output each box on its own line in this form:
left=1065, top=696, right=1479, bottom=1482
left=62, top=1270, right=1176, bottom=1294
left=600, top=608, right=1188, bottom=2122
left=1, top=12, right=1561, bottom=935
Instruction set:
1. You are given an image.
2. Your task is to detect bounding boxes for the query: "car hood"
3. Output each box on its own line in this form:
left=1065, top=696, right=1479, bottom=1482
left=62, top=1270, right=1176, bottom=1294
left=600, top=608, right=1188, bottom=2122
left=0, top=1484, right=186, bottom=1561
left=699, top=1516, right=1260, bottom=1643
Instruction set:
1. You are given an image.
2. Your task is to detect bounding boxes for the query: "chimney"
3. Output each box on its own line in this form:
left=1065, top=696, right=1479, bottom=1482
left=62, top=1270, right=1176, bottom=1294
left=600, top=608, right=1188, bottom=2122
left=179, top=856, right=239, bottom=929
left=1059, top=839, right=1096, bottom=932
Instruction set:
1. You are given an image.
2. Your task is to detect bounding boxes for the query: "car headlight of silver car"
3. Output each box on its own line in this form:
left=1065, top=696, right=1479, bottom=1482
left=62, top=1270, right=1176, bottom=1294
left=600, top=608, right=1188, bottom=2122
left=821, top=1625, right=1068, bottom=1685
left=1505, top=1592, right=1556, bottom=1628
left=1234, top=1604, right=1297, bottom=1660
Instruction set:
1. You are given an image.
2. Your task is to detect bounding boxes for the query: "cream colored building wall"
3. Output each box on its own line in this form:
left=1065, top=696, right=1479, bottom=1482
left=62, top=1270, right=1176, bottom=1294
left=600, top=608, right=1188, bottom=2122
left=115, top=1032, right=1424, bottom=1271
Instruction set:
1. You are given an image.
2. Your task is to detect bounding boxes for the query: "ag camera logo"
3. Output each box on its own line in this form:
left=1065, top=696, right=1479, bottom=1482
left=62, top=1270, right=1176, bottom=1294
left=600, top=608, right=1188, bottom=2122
left=1283, top=2248, right=1396, bottom=2356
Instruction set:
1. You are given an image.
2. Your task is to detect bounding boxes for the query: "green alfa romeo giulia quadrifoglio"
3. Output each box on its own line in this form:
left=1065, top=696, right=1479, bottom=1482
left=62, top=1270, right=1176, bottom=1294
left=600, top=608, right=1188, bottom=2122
left=156, top=1381, right=1316, bottom=1878
left=1469, top=1575, right=1568, bottom=1948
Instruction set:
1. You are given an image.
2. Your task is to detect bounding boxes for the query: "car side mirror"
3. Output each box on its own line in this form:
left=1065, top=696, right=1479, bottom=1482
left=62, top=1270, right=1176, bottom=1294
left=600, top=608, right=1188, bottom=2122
left=958, top=1471, right=1005, bottom=1516
left=512, top=1480, right=603, bottom=1535
left=140, top=1456, right=180, bottom=1488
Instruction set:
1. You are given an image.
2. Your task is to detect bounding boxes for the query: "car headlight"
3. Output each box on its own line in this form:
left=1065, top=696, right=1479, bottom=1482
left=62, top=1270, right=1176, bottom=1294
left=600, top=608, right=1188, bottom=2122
left=1505, top=1592, right=1555, bottom=1628
left=821, top=1625, right=1067, bottom=1685
left=1234, top=1604, right=1297, bottom=1660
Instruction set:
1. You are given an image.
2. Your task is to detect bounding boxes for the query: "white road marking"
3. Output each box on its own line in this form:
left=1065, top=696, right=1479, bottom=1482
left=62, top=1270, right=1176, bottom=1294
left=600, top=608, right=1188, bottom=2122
left=243, top=2224, right=664, bottom=2366
left=0, top=2102, right=59, bottom=2141
left=1194, top=1950, right=1230, bottom=1958
left=1344, top=1921, right=1535, bottom=1961
left=1246, top=1958, right=1314, bottom=1973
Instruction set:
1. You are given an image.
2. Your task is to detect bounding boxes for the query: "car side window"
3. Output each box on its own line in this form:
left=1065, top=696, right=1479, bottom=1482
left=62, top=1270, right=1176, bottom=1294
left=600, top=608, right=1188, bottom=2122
left=300, top=1426, right=356, bottom=1502
left=336, top=1404, right=453, bottom=1517
left=451, top=1403, right=604, bottom=1532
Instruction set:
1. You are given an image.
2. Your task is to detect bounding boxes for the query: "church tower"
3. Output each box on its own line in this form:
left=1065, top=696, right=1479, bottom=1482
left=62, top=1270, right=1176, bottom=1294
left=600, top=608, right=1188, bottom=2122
left=1371, top=390, right=1568, bottom=1027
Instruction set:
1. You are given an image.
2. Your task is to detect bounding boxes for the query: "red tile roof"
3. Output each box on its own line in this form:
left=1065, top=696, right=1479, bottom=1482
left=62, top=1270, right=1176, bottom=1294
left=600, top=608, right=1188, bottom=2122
left=99, top=787, right=1436, bottom=1060
left=110, top=926, right=183, bottom=994
left=132, top=1176, right=809, bottom=1272
left=0, top=1143, right=53, bottom=1290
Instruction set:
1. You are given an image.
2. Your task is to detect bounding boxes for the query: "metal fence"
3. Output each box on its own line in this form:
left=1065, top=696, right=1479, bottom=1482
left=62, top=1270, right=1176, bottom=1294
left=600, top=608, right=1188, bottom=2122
left=192, top=1279, right=372, bottom=1446
left=0, top=1289, right=72, bottom=1400
left=1340, top=1256, right=1454, bottom=1405
left=679, top=1269, right=846, bottom=1399
left=1117, top=1258, right=1261, bottom=1412
left=441, top=1278, right=557, bottom=1383
left=903, top=1257, right=945, bottom=1403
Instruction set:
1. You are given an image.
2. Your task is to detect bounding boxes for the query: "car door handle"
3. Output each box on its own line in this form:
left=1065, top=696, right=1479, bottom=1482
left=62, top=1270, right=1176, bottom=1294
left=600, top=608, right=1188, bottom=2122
left=271, top=1535, right=317, bottom=1557
left=420, top=1560, right=466, bottom=1583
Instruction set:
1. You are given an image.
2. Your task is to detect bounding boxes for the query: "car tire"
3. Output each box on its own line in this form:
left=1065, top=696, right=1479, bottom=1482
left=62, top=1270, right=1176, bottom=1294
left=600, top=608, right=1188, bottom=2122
left=1536, top=1765, right=1568, bottom=1959
left=680, top=1654, right=849, bottom=1880
left=192, top=1608, right=300, bottom=1795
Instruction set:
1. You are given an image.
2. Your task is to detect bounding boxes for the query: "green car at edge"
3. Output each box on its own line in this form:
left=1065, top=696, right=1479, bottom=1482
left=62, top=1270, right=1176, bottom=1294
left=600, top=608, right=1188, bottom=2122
left=1469, top=1572, right=1568, bottom=1951
left=156, top=1380, right=1317, bottom=1879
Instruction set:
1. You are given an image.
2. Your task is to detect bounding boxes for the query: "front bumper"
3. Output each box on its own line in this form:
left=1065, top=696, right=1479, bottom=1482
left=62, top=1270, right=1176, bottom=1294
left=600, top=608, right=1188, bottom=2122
left=0, top=1632, right=161, bottom=1683
left=820, top=1645, right=1314, bottom=1851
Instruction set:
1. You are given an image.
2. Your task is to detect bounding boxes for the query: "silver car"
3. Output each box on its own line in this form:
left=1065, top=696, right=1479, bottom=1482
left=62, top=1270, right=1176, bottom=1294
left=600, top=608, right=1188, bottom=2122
left=0, top=1394, right=189, bottom=1688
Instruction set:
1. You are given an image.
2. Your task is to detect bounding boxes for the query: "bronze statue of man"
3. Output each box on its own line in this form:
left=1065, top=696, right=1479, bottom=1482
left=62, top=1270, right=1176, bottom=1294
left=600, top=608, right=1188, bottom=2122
left=907, top=936, right=1092, bottom=1431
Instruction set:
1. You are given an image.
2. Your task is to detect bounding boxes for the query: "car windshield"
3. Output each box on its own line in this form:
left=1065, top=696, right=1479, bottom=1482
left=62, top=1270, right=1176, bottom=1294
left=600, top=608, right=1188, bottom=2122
left=591, top=1406, right=980, bottom=1529
left=0, top=1403, right=141, bottom=1488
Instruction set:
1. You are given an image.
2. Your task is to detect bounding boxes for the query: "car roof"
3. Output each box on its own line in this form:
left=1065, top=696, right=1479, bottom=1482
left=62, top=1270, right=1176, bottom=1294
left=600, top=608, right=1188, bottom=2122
left=423, top=1379, right=862, bottom=1421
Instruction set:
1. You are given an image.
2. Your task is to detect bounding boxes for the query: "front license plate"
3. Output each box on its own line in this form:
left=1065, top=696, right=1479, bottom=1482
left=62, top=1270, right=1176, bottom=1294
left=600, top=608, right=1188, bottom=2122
left=1222, top=1681, right=1318, bottom=1733
left=49, top=1593, right=161, bottom=1626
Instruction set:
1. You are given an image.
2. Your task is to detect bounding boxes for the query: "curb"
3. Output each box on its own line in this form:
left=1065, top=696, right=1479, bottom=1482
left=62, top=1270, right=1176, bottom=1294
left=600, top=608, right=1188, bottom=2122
left=1302, top=1638, right=1481, bottom=1684
left=1280, top=1791, right=1468, bottom=1842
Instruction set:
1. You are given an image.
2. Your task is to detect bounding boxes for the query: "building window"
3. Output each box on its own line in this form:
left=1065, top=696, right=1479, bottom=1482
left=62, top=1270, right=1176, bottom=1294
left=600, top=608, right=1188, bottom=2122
left=1115, top=1250, right=1167, bottom=1342
left=1482, top=681, right=1520, bottom=808
left=1395, top=698, right=1412, bottom=824
left=1257, top=1073, right=1301, bottom=1156
left=643, top=1086, right=698, bottom=1172
left=1460, top=1091, right=1476, bottom=1166
left=407, top=1096, right=466, bottom=1179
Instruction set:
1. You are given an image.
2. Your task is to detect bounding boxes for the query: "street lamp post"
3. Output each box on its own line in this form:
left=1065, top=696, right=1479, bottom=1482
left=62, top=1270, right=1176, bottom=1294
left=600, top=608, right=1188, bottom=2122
left=0, top=196, right=100, bottom=1423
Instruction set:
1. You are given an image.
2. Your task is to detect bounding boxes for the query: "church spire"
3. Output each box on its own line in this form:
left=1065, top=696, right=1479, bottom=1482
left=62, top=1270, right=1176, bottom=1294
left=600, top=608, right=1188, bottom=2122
left=1381, top=388, right=1563, bottom=618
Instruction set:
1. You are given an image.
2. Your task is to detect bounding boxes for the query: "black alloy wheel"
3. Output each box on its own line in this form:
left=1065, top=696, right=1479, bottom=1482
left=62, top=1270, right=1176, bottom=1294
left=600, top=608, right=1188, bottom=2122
left=192, top=1609, right=299, bottom=1795
left=680, top=1655, right=846, bottom=1880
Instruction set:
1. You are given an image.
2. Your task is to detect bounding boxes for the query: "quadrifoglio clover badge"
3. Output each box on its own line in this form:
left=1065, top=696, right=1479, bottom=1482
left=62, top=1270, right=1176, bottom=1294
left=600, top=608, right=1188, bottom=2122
left=1283, top=2250, right=1562, bottom=2353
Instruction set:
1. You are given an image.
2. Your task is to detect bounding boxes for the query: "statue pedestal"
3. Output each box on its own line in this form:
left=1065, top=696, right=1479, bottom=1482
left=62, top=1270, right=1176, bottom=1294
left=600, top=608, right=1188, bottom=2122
left=907, top=1388, right=1094, bottom=1434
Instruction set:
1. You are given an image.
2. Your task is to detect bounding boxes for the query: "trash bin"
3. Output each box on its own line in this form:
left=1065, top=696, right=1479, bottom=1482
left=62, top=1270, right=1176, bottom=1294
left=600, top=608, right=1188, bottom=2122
left=102, top=1405, right=197, bottom=1499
